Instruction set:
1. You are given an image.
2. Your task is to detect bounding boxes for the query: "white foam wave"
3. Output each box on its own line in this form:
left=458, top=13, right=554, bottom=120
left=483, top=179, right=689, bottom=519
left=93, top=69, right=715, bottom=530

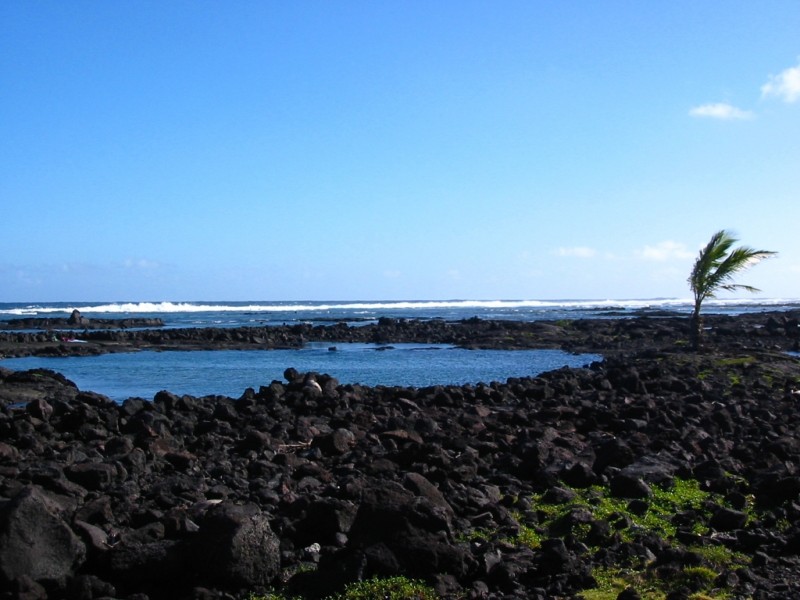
left=3, top=297, right=798, bottom=317
left=0, top=309, right=41, bottom=316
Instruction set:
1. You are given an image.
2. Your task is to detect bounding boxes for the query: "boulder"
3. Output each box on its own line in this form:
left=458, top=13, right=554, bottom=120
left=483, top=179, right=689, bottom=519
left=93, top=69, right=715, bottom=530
left=291, top=497, right=357, bottom=546
left=192, top=502, right=281, bottom=589
left=108, top=537, right=184, bottom=591
left=610, top=473, right=652, bottom=499
left=709, top=506, right=748, bottom=531
left=68, top=309, right=89, bottom=326
left=345, top=480, right=472, bottom=578
left=0, top=486, right=86, bottom=588
left=64, top=461, right=117, bottom=491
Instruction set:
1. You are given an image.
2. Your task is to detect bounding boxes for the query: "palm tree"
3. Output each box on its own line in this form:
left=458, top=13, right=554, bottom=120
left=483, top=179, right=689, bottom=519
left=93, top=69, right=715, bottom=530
left=688, top=230, right=776, bottom=349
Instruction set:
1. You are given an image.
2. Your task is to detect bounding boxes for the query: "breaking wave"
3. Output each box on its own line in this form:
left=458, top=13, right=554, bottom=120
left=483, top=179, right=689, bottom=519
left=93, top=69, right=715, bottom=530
left=1, top=297, right=798, bottom=318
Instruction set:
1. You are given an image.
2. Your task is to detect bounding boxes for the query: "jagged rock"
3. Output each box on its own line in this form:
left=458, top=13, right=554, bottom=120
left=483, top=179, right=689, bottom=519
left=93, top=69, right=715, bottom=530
left=291, top=496, right=358, bottom=547
left=313, top=427, right=355, bottom=455
left=108, top=538, right=185, bottom=589
left=710, top=506, right=748, bottom=531
left=344, top=480, right=472, bottom=578
left=537, top=538, right=576, bottom=575
left=610, top=473, right=652, bottom=499
left=68, top=309, right=89, bottom=326
left=64, top=461, right=117, bottom=490
left=0, top=486, right=86, bottom=588
left=617, top=587, right=642, bottom=600
left=191, top=502, right=281, bottom=589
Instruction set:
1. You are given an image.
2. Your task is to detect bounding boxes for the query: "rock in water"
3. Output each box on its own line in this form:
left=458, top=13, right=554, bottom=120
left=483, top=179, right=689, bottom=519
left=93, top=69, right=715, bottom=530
left=68, top=309, right=89, bottom=326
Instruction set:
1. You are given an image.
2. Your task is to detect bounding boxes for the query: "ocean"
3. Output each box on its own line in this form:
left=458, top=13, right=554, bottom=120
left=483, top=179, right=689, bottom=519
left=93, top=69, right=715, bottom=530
left=2, top=297, right=798, bottom=327
left=1, top=298, right=797, bottom=402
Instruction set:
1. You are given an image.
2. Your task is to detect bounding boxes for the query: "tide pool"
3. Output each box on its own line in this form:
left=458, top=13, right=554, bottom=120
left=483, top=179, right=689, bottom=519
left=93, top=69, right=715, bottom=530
left=0, top=343, right=601, bottom=402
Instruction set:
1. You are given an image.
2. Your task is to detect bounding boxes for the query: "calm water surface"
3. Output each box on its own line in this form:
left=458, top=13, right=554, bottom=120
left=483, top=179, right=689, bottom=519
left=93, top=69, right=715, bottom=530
left=0, top=343, right=601, bottom=402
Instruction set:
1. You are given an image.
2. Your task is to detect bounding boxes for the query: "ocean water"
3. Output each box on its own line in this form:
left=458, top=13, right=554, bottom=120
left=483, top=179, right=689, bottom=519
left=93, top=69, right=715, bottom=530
left=0, top=343, right=602, bottom=402
left=2, top=297, right=798, bottom=328
left=1, top=298, right=796, bottom=402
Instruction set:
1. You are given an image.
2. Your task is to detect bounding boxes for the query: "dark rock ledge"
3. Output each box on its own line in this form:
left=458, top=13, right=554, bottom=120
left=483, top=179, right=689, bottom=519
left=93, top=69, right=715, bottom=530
left=0, top=312, right=799, bottom=599
left=0, top=310, right=164, bottom=333
left=1, top=309, right=798, bottom=358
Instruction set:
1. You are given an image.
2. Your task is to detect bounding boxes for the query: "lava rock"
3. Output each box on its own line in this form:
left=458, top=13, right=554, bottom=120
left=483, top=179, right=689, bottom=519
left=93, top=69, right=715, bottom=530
left=0, top=486, right=86, bottom=589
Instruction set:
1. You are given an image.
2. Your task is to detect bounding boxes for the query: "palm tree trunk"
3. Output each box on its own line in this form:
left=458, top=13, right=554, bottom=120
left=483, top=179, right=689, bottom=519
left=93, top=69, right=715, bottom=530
left=690, top=303, right=703, bottom=350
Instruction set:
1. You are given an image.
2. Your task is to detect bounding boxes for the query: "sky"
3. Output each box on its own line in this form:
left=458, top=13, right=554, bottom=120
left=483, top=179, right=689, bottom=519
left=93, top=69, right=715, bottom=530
left=1, top=1, right=799, bottom=302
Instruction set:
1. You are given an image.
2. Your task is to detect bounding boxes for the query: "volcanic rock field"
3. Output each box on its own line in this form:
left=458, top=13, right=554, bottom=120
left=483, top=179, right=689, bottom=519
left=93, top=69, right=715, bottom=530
left=1, top=312, right=800, bottom=599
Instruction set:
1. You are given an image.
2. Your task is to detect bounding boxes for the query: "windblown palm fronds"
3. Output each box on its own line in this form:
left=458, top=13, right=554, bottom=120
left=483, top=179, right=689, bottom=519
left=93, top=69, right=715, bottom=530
left=688, top=230, right=776, bottom=349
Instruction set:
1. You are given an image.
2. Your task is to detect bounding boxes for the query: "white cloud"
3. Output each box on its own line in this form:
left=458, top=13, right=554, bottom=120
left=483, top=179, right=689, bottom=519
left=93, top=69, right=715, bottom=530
left=555, top=246, right=597, bottom=258
left=122, top=258, right=161, bottom=270
left=636, top=241, right=695, bottom=262
left=761, top=60, right=800, bottom=103
left=689, top=103, right=753, bottom=120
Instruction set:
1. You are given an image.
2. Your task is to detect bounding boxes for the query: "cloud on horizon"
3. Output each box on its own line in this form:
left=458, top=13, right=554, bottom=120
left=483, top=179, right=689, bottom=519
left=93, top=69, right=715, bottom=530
left=761, top=60, right=800, bottom=103
left=689, top=102, right=753, bottom=120
left=555, top=246, right=597, bottom=258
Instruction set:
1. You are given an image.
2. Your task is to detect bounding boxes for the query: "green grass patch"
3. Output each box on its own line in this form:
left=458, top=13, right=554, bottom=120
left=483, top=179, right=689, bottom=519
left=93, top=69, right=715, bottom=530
left=579, top=564, right=735, bottom=600
left=510, top=516, right=545, bottom=549
left=510, top=477, right=712, bottom=548
left=456, top=528, right=492, bottom=543
left=689, top=544, right=749, bottom=571
left=714, top=356, right=755, bottom=368
left=506, top=478, right=750, bottom=600
left=250, top=577, right=439, bottom=600
left=248, top=593, right=302, bottom=600
left=578, top=567, right=665, bottom=600
left=326, top=576, right=439, bottom=600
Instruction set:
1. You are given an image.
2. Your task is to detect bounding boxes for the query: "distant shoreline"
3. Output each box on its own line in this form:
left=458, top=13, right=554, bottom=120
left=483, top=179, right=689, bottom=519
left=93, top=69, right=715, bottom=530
left=1, top=310, right=798, bottom=359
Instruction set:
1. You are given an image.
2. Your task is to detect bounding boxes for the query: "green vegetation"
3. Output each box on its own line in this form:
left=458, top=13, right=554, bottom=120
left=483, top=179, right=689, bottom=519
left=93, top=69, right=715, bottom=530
left=511, top=477, right=713, bottom=549
left=673, top=352, right=800, bottom=398
left=578, top=568, right=668, bottom=600
left=579, top=566, right=733, bottom=600
left=326, top=576, right=439, bottom=600
left=687, top=229, right=776, bottom=350
left=254, top=475, right=769, bottom=600
left=713, top=356, right=755, bottom=367
left=248, top=593, right=301, bottom=600
left=504, top=478, right=751, bottom=600
left=689, top=543, right=749, bottom=569
left=249, top=577, right=439, bottom=600
left=512, top=519, right=544, bottom=549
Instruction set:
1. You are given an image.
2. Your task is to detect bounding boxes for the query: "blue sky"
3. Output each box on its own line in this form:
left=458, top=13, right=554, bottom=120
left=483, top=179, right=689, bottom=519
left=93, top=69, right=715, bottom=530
left=2, top=2, right=799, bottom=302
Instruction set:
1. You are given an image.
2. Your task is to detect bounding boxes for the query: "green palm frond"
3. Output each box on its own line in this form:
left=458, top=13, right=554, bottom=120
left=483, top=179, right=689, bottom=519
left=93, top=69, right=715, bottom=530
left=688, top=229, right=776, bottom=349
left=689, top=230, right=775, bottom=302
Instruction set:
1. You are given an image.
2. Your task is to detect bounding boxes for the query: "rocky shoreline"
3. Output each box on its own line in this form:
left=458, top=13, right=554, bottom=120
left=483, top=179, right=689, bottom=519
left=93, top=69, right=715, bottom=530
left=2, top=311, right=800, bottom=599
left=1, top=310, right=799, bottom=359
left=0, top=310, right=164, bottom=333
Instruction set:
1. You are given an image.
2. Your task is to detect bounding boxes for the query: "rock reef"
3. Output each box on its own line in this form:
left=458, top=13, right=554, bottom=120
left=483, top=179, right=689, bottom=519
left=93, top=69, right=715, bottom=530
left=0, top=310, right=164, bottom=334
left=1, top=310, right=799, bottom=358
left=1, top=312, right=800, bottom=599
